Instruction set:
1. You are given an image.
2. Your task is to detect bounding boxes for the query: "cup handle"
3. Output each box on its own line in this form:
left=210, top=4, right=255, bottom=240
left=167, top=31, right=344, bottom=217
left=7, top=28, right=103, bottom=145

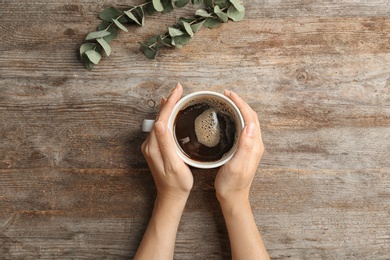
left=142, top=119, right=156, bottom=132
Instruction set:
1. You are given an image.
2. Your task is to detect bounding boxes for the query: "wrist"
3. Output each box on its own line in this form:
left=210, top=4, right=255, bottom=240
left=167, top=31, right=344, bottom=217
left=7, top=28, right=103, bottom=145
left=218, top=193, right=250, bottom=212
left=155, top=192, right=189, bottom=210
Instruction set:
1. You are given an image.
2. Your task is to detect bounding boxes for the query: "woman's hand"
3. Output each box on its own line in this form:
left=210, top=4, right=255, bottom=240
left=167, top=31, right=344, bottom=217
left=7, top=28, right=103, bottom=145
left=141, top=83, right=193, bottom=203
left=214, top=90, right=269, bottom=260
left=135, top=83, right=193, bottom=260
left=214, top=90, right=264, bottom=206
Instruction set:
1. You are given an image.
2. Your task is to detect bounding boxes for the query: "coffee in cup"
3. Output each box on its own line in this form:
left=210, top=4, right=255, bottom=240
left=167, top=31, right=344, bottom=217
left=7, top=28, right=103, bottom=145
left=143, top=91, right=244, bottom=169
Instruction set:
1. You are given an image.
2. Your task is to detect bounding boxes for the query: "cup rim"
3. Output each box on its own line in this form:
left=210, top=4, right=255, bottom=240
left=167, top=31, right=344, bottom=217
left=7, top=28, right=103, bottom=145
left=167, top=91, right=244, bottom=169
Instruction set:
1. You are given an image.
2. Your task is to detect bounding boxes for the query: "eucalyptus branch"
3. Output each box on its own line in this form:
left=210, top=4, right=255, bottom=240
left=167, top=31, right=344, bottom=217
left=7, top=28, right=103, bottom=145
left=79, top=0, right=245, bottom=70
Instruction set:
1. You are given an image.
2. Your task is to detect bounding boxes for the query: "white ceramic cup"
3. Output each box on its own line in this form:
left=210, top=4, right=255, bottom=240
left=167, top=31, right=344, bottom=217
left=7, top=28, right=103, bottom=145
left=142, top=91, right=244, bottom=169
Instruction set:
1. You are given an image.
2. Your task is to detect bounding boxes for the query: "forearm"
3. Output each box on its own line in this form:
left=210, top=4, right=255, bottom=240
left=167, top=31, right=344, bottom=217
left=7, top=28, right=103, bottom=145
left=221, top=199, right=269, bottom=260
left=134, top=195, right=187, bottom=260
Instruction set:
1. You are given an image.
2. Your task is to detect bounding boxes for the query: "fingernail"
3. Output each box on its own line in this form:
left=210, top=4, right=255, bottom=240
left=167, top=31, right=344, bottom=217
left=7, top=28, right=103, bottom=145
left=154, top=121, right=166, bottom=135
left=245, top=123, right=256, bottom=137
left=224, top=90, right=231, bottom=96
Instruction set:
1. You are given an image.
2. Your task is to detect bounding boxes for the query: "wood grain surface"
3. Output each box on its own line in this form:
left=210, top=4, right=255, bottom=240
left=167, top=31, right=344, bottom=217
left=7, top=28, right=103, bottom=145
left=1, top=0, right=389, bottom=259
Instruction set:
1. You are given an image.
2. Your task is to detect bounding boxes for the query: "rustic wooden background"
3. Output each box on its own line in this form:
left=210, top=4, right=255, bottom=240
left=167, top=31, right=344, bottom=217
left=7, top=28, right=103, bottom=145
left=1, top=0, right=389, bottom=259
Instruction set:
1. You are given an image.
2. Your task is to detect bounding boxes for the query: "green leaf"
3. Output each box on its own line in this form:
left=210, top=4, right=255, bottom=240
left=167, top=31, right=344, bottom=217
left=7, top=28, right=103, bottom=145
left=80, top=43, right=96, bottom=58
left=191, top=20, right=205, bottom=32
left=146, top=36, right=159, bottom=45
left=169, top=27, right=184, bottom=37
left=179, top=17, right=194, bottom=24
left=216, top=0, right=230, bottom=9
left=162, top=0, right=174, bottom=13
left=140, top=43, right=159, bottom=59
left=98, top=21, right=118, bottom=43
left=176, top=0, right=190, bottom=7
left=100, top=7, right=123, bottom=21
left=203, top=17, right=222, bottom=28
left=137, top=7, right=145, bottom=26
left=85, top=30, right=111, bottom=40
left=125, top=9, right=142, bottom=26
left=85, top=50, right=102, bottom=64
left=214, top=5, right=228, bottom=22
left=204, top=0, right=213, bottom=8
left=157, top=35, right=172, bottom=47
left=145, top=2, right=156, bottom=15
left=192, top=0, right=203, bottom=4
left=183, top=21, right=194, bottom=37
left=152, top=0, right=164, bottom=12
left=229, top=0, right=245, bottom=12
left=97, top=38, right=111, bottom=56
left=82, top=53, right=95, bottom=70
left=112, top=18, right=128, bottom=32
left=227, top=5, right=245, bottom=21
left=172, top=34, right=191, bottom=48
left=105, top=25, right=118, bottom=43
left=195, top=9, right=212, bottom=17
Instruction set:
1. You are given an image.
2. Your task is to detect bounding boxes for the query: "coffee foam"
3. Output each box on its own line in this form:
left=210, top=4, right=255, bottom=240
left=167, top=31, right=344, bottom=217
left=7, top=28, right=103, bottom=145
left=180, top=96, right=240, bottom=156
left=194, top=108, right=221, bottom=147
left=181, top=96, right=238, bottom=126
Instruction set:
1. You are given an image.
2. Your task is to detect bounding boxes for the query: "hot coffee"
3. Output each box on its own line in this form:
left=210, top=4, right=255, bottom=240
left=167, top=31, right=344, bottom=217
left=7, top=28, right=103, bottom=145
left=174, top=97, right=239, bottom=162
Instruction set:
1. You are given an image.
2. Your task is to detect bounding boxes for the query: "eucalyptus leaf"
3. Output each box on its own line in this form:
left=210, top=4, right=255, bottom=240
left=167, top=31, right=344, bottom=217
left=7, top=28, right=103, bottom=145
left=125, top=9, right=142, bottom=26
left=157, top=35, right=172, bottom=47
left=82, top=53, right=95, bottom=71
left=140, top=43, right=159, bottom=59
left=178, top=17, right=194, bottom=26
left=100, top=7, right=123, bottom=22
left=227, top=5, right=245, bottom=21
left=169, top=27, right=184, bottom=37
left=104, top=25, right=118, bottom=43
left=80, top=43, right=96, bottom=58
left=145, top=2, right=156, bottom=15
left=97, top=38, right=111, bottom=57
left=85, top=30, right=111, bottom=40
left=98, top=20, right=110, bottom=31
left=176, top=0, right=190, bottom=8
left=204, top=0, right=213, bottom=8
left=162, top=0, right=174, bottom=13
left=191, top=20, right=205, bottom=32
left=229, top=0, right=245, bottom=12
left=112, top=18, right=128, bottom=32
left=146, top=36, right=158, bottom=45
left=172, top=34, right=191, bottom=48
left=214, top=6, right=228, bottom=22
left=85, top=50, right=102, bottom=64
left=216, top=0, right=230, bottom=8
left=98, top=21, right=118, bottom=42
left=195, top=9, right=212, bottom=17
left=203, top=17, right=222, bottom=28
left=183, top=21, right=194, bottom=37
left=137, top=7, right=145, bottom=26
left=152, top=0, right=164, bottom=12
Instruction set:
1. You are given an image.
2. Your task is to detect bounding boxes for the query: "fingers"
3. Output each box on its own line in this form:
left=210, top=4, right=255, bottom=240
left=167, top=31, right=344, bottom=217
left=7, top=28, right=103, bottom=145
left=224, top=90, right=256, bottom=123
left=154, top=121, right=183, bottom=172
left=147, top=83, right=185, bottom=171
left=223, top=90, right=263, bottom=166
left=157, top=83, right=183, bottom=123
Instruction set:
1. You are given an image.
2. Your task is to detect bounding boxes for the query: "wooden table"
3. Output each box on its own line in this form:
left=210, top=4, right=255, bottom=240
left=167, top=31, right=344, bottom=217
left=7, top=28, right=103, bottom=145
left=1, top=0, right=389, bottom=259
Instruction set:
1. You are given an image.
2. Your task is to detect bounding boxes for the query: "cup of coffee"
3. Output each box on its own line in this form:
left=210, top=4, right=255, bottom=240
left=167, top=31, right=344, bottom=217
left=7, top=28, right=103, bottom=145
left=142, top=91, right=244, bottom=169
